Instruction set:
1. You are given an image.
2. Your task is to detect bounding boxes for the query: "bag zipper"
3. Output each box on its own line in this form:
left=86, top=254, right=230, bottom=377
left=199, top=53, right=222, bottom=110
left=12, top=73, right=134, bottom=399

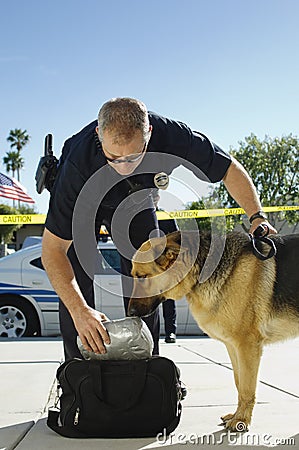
left=74, top=407, right=80, bottom=426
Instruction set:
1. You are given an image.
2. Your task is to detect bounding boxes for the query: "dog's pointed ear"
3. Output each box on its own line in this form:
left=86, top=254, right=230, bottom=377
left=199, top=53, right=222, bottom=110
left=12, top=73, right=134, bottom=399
left=155, top=231, right=182, bottom=269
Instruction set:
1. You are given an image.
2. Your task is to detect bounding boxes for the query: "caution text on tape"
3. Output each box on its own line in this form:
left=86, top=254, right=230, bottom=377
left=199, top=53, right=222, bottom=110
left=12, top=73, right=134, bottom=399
left=0, top=206, right=298, bottom=224
left=156, top=205, right=299, bottom=220
left=0, top=214, right=47, bottom=225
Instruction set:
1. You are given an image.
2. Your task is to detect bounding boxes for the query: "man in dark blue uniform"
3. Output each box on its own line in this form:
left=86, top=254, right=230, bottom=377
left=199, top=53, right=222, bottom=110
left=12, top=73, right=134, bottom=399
left=42, top=97, right=276, bottom=360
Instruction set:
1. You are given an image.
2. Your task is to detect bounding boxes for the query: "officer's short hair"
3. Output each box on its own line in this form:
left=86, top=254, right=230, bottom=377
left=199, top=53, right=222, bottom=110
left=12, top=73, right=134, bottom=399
left=97, top=97, right=150, bottom=144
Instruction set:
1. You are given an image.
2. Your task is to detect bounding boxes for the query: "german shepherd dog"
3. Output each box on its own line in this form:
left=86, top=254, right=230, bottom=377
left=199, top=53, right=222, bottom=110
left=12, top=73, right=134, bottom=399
left=128, top=230, right=299, bottom=431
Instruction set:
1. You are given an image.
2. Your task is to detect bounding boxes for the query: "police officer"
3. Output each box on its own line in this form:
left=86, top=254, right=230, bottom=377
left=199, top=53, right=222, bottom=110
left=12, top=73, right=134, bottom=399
left=42, top=97, right=276, bottom=360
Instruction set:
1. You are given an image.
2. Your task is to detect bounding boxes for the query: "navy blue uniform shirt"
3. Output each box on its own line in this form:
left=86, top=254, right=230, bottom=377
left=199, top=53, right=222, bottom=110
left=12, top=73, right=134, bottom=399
left=45, top=112, right=231, bottom=240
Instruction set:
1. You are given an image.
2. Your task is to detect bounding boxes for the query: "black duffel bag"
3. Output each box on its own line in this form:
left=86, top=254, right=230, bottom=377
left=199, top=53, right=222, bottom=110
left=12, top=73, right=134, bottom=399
left=47, top=356, right=184, bottom=438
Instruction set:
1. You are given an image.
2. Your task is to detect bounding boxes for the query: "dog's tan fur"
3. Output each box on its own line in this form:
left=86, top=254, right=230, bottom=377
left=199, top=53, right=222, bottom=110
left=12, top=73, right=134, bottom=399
left=128, top=231, right=299, bottom=431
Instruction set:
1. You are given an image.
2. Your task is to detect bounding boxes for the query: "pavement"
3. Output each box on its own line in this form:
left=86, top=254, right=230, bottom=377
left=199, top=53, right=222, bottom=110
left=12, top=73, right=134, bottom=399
left=0, top=336, right=298, bottom=450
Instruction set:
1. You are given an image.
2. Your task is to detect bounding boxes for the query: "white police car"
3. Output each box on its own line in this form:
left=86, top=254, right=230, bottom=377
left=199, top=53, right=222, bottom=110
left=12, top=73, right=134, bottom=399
left=0, top=239, right=201, bottom=338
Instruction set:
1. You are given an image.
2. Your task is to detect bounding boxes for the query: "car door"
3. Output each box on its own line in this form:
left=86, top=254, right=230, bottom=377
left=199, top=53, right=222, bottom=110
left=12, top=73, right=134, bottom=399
left=94, top=247, right=124, bottom=320
left=21, top=248, right=60, bottom=332
left=21, top=248, right=54, bottom=293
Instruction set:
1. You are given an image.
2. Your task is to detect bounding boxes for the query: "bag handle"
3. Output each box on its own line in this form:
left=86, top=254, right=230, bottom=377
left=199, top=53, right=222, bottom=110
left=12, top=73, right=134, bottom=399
left=89, top=360, right=148, bottom=412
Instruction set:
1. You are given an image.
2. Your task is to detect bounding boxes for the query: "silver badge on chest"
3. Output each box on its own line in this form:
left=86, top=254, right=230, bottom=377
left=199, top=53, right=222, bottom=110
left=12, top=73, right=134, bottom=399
left=154, top=172, right=169, bottom=190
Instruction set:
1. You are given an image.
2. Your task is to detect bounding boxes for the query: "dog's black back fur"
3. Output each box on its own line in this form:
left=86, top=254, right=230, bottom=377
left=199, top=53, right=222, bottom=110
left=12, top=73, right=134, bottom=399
left=271, top=234, right=299, bottom=313
left=182, top=231, right=299, bottom=315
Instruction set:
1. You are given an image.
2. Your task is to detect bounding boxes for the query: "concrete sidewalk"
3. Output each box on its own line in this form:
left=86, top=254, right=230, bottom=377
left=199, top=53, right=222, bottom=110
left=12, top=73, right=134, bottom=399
left=0, top=336, right=298, bottom=449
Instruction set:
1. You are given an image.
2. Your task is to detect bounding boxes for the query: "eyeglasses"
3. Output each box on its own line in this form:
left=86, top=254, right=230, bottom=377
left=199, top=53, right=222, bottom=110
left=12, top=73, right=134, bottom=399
left=102, top=142, right=147, bottom=164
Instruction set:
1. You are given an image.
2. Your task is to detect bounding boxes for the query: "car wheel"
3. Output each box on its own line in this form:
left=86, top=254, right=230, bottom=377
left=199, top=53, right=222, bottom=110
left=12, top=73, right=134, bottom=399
left=0, top=296, right=41, bottom=338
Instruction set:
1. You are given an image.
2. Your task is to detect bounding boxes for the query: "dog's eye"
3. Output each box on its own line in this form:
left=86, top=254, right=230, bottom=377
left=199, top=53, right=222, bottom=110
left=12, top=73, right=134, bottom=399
left=136, top=274, right=147, bottom=281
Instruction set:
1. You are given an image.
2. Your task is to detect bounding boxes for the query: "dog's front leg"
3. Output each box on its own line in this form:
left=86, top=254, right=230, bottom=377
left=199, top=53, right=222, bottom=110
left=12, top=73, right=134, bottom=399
left=220, top=342, right=240, bottom=424
left=222, top=340, right=263, bottom=432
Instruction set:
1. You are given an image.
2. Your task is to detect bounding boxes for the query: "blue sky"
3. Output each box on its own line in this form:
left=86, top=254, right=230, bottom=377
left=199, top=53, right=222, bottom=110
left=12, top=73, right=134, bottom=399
left=0, top=0, right=298, bottom=213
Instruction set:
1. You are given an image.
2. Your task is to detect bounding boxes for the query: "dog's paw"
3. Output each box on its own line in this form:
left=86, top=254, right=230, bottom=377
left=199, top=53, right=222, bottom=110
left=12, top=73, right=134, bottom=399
left=224, top=418, right=249, bottom=432
left=221, top=413, right=235, bottom=423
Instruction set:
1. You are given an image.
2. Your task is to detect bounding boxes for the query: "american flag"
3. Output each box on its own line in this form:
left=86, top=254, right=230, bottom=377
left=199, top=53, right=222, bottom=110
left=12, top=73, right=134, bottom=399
left=0, top=172, right=35, bottom=203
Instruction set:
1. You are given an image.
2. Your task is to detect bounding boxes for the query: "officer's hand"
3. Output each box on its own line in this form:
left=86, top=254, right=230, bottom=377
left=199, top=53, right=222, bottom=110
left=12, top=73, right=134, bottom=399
left=72, top=306, right=110, bottom=354
left=249, top=219, right=277, bottom=236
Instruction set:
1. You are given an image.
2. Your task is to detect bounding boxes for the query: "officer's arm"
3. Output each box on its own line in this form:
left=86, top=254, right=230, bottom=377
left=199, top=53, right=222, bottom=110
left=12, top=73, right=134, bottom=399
left=222, top=157, right=277, bottom=234
left=41, top=228, right=110, bottom=353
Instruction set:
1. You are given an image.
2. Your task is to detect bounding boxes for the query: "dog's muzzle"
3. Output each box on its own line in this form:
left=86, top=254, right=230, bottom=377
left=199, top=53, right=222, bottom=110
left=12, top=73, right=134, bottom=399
left=128, top=296, right=165, bottom=318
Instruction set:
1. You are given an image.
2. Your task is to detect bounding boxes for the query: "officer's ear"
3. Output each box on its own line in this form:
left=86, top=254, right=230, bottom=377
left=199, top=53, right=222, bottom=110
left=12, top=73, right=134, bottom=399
left=147, top=125, right=153, bottom=139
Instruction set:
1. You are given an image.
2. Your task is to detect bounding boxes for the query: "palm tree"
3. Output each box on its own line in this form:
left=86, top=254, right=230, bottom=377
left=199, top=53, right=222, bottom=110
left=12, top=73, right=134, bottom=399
left=3, top=151, right=24, bottom=179
left=6, top=129, right=30, bottom=182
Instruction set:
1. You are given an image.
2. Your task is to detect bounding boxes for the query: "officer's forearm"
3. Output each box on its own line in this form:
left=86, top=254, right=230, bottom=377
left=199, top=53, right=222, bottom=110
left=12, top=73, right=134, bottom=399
left=222, top=157, right=262, bottom=218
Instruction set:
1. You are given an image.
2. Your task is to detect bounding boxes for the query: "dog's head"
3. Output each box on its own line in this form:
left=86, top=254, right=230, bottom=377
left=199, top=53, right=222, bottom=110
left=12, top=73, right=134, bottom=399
left=128, top=231, right=200, bottom=317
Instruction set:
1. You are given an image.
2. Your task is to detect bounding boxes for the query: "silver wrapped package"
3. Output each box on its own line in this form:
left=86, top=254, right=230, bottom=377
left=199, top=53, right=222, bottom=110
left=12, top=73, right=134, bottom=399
left=77, top=317, right=153, bottom=360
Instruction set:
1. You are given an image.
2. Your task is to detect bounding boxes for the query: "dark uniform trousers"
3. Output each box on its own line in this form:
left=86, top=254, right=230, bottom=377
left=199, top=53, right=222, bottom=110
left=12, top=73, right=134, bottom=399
left=60, top=201, right=160, bottom=360
left=162, top=299, right=177, bottom=336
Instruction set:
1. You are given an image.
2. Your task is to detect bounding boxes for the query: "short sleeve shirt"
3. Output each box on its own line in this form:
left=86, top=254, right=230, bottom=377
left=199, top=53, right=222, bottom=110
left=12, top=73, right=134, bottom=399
left=45, top=112, right=231, bottom=240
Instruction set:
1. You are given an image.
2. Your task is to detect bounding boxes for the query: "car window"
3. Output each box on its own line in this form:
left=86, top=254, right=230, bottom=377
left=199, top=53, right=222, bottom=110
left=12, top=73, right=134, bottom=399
left=29, top=249, right=121, bottom=274
left=99, top=249, right=121, bottom=273
left=30, top=257, right=44, bottom=271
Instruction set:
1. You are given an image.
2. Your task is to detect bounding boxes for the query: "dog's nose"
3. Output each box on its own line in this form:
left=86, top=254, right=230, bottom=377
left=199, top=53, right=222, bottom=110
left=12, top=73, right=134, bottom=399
left=127, top=304, right=139, bottom=317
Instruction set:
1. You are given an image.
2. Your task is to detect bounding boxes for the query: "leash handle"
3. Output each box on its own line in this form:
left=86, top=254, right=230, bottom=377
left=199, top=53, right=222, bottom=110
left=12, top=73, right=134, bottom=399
left=250, top=224, right=277, bottom=261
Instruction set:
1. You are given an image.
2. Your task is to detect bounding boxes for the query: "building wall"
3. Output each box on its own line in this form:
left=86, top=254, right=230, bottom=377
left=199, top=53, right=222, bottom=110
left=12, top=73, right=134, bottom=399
left=14, top=224, right=44, bottom=250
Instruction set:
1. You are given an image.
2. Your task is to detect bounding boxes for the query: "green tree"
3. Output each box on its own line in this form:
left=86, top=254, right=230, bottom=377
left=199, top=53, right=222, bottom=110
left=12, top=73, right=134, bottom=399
left=6, top=128, right=30, bottom=182
left=183, top=198, right=235, bottom=232
left=17, top=204, right=36, bottom=215
left=0, top=204, right=22, bottom=244
left=3, top=150, right=24, bottom=179
left=212, top=133, right=299, bottom=233
left=189, top=199, right=212, bottom=231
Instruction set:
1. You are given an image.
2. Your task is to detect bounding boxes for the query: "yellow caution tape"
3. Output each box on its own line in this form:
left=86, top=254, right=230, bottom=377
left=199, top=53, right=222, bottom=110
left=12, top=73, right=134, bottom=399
left=0, top=214, right=47, bottom=225
left=156, top=205, right=299, bottom=220
left=0, top=205, right=298, bottom=224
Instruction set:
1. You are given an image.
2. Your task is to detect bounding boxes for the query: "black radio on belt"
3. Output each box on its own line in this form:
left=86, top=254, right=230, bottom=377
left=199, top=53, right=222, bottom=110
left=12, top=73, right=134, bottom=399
left=35, top=134, right=59, bottom=194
